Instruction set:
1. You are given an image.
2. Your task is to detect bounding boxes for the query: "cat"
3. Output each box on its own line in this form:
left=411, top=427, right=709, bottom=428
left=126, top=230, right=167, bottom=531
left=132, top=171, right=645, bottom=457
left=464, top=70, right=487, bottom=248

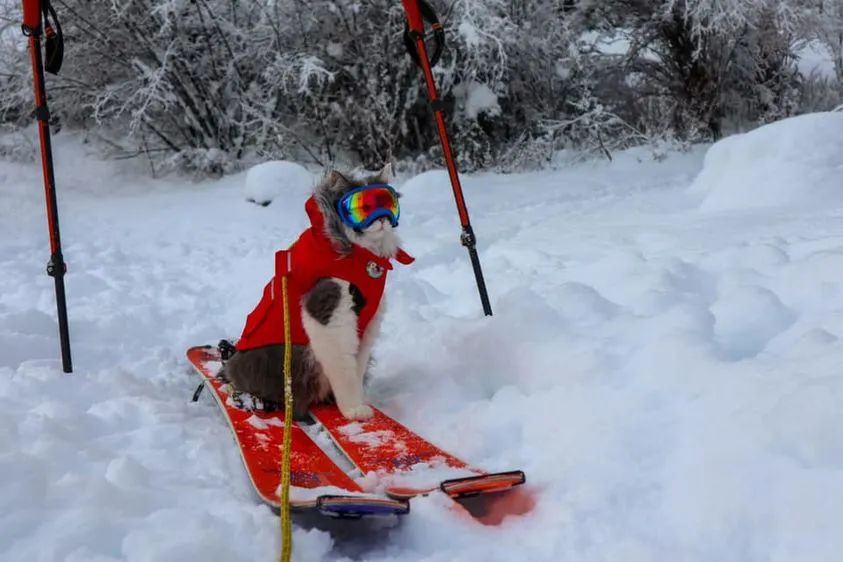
left=221, top=163, right=413, bottom=421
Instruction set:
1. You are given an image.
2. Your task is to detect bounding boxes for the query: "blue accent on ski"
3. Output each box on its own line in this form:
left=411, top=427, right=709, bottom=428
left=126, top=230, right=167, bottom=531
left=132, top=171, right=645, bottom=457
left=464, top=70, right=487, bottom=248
left=316, top=496, right=410, bottom=518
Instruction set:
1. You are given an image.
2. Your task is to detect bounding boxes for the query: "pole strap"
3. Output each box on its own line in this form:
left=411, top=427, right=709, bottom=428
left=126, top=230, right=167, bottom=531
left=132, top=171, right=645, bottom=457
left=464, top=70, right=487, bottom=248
left=42, top=1, right=64, bottom=75
left=21, top=1, right=63, bottom=74
left=403, top=0, right=445, bottom=68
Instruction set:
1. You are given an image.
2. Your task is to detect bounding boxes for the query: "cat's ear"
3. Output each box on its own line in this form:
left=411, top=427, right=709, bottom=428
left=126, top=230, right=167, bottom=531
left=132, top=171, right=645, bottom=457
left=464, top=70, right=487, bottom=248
left=329, top=170, right=352, bottom=189
left=375, top=162, right=393, bottom=184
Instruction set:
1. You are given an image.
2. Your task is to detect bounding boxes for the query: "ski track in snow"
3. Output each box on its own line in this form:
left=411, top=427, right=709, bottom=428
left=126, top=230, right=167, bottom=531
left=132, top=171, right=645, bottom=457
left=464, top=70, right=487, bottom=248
left=2, top=129, right=843, bottom=561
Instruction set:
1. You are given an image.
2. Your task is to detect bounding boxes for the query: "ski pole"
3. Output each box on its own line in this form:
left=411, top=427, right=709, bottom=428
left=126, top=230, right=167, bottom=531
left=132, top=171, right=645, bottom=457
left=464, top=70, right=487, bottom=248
left=401, top=0, right=493, bottom=317
left=22, top=0, right=72, bottom=373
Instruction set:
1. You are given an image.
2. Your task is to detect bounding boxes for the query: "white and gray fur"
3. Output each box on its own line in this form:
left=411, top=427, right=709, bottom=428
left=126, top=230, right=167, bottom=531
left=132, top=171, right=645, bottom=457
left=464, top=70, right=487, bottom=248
left=222, top=163, right=401, bottom=421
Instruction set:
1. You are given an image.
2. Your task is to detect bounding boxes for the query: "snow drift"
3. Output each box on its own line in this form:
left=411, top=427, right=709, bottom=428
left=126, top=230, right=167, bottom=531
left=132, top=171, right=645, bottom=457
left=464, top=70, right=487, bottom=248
left=690, top=112, right=843, bottom=212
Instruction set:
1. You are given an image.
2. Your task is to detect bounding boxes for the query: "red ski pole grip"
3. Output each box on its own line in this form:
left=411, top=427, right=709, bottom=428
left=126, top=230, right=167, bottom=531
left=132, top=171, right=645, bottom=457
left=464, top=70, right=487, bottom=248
left=22, top=0, right=41, bottom=33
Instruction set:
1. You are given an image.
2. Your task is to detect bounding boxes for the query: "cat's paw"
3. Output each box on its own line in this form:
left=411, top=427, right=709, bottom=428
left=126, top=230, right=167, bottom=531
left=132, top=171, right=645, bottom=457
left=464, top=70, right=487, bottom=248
left=340, top=403, right=374, bottom=421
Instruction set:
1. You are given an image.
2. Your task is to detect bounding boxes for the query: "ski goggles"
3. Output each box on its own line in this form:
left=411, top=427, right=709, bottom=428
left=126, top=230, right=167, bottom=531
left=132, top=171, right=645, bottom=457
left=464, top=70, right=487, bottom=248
left=336, top=184, right=400, bottom=229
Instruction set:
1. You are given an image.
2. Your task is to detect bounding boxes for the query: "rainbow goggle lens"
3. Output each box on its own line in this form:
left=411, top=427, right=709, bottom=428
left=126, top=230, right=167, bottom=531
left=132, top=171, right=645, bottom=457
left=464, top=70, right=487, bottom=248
left=336, top=184, right=400, bottom=230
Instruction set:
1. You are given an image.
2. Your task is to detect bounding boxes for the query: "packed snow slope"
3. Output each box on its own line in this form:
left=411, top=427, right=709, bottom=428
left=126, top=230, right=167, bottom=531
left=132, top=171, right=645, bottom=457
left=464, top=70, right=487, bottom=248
left=3, top=112, right=843, bottom=562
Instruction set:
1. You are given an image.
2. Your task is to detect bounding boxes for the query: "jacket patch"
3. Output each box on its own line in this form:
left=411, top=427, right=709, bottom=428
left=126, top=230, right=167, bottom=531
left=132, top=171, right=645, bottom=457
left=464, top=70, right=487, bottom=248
left=366, top=261, right=384, bottom=279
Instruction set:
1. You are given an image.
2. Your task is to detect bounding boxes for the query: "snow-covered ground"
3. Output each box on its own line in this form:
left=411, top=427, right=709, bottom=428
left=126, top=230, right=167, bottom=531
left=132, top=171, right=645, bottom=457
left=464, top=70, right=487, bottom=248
left=3, top=113, right=843, bottom=561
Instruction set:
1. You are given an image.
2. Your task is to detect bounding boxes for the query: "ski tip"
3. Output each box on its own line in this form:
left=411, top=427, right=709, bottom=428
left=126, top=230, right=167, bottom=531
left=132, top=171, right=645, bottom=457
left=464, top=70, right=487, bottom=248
left=316, top=495, right=410, bottom=519
left=186, top=345, right=217, bottom=362
left=440, top=470, right=526, bottom=498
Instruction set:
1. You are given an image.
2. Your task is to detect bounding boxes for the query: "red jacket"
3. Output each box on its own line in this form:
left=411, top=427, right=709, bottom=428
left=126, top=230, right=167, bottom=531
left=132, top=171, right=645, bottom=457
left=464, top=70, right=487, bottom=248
left=236, top=197, right=414, bottom=351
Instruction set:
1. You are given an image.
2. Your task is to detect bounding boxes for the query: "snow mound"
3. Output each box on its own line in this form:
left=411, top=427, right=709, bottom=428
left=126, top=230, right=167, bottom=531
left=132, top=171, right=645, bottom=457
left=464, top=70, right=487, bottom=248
left=398, top=169, right=450, bottom=196
left=396, top=169, right=454, bottom=213
left=243, top=161, right=314, bottom=206
left=690, top=112, right=843, bottom=211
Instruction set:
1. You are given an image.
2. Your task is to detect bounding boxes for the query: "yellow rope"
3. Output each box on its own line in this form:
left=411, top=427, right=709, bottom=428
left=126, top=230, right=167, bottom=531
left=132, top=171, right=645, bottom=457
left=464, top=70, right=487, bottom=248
left=279, top=275, right=293, bottom=562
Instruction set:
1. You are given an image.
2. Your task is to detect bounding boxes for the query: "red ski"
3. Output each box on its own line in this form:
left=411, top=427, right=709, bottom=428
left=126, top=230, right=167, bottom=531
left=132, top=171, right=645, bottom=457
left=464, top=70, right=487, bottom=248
left=309, top=404, right=525, bottom=500
left=186, top=346, right=409, bottom=518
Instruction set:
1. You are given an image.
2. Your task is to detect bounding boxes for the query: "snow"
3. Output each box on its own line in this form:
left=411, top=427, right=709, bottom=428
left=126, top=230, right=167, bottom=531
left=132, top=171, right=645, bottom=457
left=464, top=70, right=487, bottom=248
left=3, top=115, right=843, bottom=561
left=457, top=22, right=481, bottom=48
left=288, top=485, right=372, bottom=505
left=379, top=461, right=476, bottom=491
left=455, top=81, right=501, bottom=119
left=246, top=414, right=285, bottom=430
left=690, top=112, right=843, bottom=211
left=338, top=423, right=398, bottom=449
left=336, top=422, right=395, bottom=448
left=243, top=160, right=314, bottom=206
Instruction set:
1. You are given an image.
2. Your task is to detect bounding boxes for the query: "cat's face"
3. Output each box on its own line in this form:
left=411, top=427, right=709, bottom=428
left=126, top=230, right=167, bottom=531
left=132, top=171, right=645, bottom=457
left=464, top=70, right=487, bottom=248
left=313, top=163, right=402, bottom=258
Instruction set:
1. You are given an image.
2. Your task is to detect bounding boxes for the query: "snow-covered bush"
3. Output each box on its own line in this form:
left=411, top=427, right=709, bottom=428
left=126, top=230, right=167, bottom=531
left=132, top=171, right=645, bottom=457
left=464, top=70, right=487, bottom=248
left=1, top=0, right=841, bottom=173
left=49, top=0, right=269, bottom=168
left=797, top=71, right=843, bottom=114
left=247, top=0, right=426, bottom=167
left=442, top=0, right=633, bottom=167
left=0, top=2, right=34, bottom=127
left=596, top=0, right=805, bottom=141
left=22, top=0, right=612, bottom=171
